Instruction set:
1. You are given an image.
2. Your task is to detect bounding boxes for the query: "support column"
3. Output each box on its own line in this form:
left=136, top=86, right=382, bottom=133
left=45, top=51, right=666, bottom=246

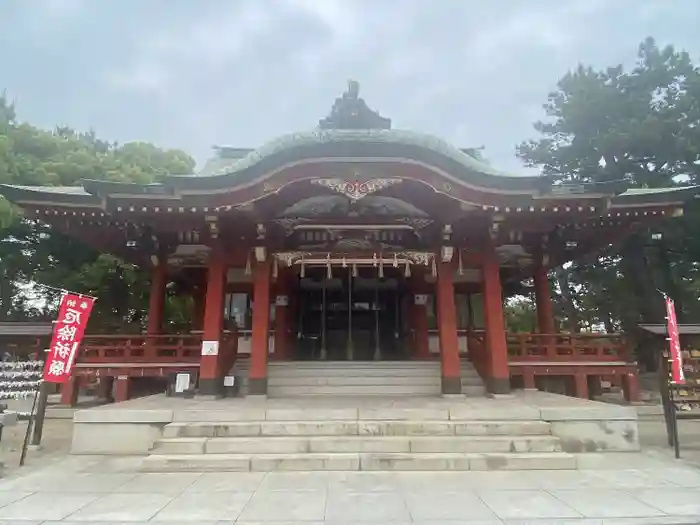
left=147, top=263, right=168, bottom=335
left=273, top=270, right=291, bottom=360
left=96, top=376, right=114, bottom=402
left=534, top=259, right=555, bottom=334
left=60, top=375, right=81, bottom=406
left=198, top=252, right=227, bottom=396
left=622, top=371, right=640, bottom=403
left=250, top=259, right=272, bottom=395
left=410, top=271, right=430, bottom=359
left=482, top=247, right=511, bottom=394
left=114, top=375, right=131, bottom=403
left=574, top=372, right=589, bottom=399
left=436, top=260, right=462, bottom=394
left=192, top=286, right=205, bottom=331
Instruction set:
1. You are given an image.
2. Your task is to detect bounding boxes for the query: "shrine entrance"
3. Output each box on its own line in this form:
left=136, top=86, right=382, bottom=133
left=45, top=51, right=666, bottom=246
left=293, top=266, right=408, bottom=361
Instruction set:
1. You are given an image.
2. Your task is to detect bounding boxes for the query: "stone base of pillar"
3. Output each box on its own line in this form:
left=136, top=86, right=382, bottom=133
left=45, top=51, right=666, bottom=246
left=198, top=377, right=224, bottom=397
left=441, top=376, right=462, bottom=395
left=248, top=377, right=268, bottom=396
left=485, top=377, right=511, bottom=395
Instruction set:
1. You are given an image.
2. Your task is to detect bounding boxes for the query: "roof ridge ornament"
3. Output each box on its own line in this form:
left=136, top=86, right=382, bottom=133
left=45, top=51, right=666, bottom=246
left=318, top=80, right=391, bottom=130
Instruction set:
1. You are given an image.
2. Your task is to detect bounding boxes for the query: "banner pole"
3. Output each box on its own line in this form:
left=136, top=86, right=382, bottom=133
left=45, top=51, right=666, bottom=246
left=31, top=381, right=50, bottom=446
left=19, top=388, right=40, bottom=467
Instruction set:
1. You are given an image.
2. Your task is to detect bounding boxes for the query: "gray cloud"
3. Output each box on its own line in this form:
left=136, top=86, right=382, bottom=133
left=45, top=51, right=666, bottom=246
left=1, top=0, right=698, bottom=174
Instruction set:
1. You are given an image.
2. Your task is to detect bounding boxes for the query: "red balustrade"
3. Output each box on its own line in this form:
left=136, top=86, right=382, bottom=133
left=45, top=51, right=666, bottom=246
left=80, top=334, right=203, bottom=364
left=507, top=332, right=629, bottom=362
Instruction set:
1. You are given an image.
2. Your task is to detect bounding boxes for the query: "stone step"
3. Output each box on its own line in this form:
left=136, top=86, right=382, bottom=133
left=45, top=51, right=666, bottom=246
left=267, top=385, right=442, bottom=396
left=141, top=451, right=576, bottom=472
left=268, top=369, right=445, bottom=378
left=162, top=419, right=552, bottom=438
left=152, top=435, right=561, bottom=455
left=268, top=361, right=440, bottom=367
left=268, top=376, right=442, bottom=386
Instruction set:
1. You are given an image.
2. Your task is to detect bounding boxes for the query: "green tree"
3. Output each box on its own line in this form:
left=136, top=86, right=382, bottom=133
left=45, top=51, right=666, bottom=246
left=0, top=94, right=196, bottom=328
left=517, top=37, right=700, bottom=369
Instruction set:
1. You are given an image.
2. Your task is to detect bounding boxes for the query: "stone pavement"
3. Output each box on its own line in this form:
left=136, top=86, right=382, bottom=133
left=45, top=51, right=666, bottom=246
left=0, top=452, right=698, bottom=523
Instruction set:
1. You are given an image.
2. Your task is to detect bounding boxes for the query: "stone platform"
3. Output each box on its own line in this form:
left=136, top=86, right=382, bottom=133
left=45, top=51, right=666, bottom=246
left=70, top=391, right=639, bottom=472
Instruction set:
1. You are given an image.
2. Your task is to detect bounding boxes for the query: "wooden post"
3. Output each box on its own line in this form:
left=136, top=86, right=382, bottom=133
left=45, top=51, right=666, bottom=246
left=60, top=375, right=81, bottom=406
left=482, top=247, right=510, bottom=394
left=534, top=257, right=555, bottom=335
left=273, top=270, right=291, bottom=360
left=622, top=371, right=640, bottom=403
left=410, top=270, right=430, bottom=359
left=249, top=259, right=271, bottom=395
left=199, top=252, right=227, bottom=396
left=574, top=372, right=589, bottom=399
left=523, top=367, right=536, bottom=390
left=147, top=263, right=168, bottom=335
left=436, top=260, right=461, bottom=394
left=96, top=376, right=114, bottom=402
left=114, top=376, right=131, bottom=402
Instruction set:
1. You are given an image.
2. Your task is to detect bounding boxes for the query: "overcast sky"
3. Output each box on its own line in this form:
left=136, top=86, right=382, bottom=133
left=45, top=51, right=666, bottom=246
left=1, top=0, right=699, bottom=174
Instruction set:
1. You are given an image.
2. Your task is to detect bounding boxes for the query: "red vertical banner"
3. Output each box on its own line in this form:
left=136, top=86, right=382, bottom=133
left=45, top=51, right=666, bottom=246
left=43, top=293, right=96, bottom=384
left=665, top=296, right=684, bottom=384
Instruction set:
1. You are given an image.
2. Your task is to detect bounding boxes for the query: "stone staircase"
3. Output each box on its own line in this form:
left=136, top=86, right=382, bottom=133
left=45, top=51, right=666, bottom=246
left=143, top=405, right=576, bottom=472
left=229, top=360, right=485, bottom=397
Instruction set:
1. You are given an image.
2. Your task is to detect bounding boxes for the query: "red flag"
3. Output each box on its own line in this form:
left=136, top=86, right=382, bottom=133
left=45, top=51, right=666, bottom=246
left=665, top=296, right=684, bottom=384
left=43, top=293, right=95, bottom=384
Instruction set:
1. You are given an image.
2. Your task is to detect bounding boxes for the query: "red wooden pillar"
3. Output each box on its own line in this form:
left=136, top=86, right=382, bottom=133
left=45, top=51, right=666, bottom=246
left=522, top=366, right=536, bottom=390
left=534, top=260, right=555, bottom=335
left=96, top=376, right=114, bottom=402
left=273, top=270, right=291, bottom=360
left=198, top=252, right=227, bottom=396
left=192, top=287, right=205, bottom=331
left=574, top=372, right=589, bottom=399
left=410, top=271, right=430, bottom=359
left=60, top=375, right=81, bottom=406
left=114, top=375, right=131, bottom=402
left=482, top=248, right=511, bottom=394
left=147, top=263, right=168, bottom=335
left=622, top=371, right=640, bottom=403
left=436, top=260, right=462, bottom=394
left=249, top=259, right=272, bottom=395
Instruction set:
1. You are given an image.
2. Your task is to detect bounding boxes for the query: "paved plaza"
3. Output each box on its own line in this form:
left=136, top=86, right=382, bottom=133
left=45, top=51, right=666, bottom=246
left=0, top=451, right=697, bottom=524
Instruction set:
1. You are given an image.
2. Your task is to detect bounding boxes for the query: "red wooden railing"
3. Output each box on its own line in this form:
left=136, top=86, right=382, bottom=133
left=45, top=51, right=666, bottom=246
left=507, top=332, right=630, bottom=362
left=79, top=333, right=237, bottom=364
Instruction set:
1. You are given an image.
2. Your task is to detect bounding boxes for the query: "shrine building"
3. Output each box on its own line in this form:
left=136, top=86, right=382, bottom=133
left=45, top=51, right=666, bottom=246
left=2, top=81, right=697, bottom=404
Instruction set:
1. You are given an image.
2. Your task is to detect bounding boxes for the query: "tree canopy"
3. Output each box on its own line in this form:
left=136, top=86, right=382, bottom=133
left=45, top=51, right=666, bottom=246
left=0, top=93, right=195, bottom=329
left=515, top=37, right=700, bottom=369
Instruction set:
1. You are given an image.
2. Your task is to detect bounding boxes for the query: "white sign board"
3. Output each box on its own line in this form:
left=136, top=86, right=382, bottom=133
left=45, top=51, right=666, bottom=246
left=414, top=294, right=428, bottom=306
left=201, top=340, right=219, bottom=356
left=175, top=373, right=191, bottom=393
left=275, top=295, right=289, bottom=306
left=223, top=375, right=236, bottom=387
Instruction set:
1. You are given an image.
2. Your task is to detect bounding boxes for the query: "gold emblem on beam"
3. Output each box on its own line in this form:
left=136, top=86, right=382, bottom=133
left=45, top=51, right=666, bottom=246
left=311, top=178, right=402, bottom=200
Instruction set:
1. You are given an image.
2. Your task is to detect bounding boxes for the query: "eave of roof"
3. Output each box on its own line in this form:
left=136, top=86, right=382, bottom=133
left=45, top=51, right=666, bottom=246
left=0, top=322, right=53, bottom=336
left=639, top=323, right=700, bottom=335
left=612, top=186, right=700, bottom=205
left=0, top=184, right=100, bottom=206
